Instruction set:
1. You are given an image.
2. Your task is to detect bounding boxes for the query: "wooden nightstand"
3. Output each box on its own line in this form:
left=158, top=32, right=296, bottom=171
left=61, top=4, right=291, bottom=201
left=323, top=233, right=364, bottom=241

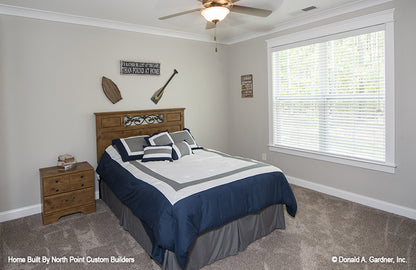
left=40, top=161, right=96, bottom=225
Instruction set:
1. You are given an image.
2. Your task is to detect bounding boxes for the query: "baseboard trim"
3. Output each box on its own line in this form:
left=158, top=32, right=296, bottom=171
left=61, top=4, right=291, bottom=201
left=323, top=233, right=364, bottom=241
left=0, top=203, right=41, bottom=223
left=0, top=191, right=101, bottom=223
left=286, top=175, right=416, bottom=220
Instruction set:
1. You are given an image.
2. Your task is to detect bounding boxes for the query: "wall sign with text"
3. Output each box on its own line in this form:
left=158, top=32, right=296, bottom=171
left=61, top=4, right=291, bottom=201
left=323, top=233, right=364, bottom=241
left=120, top=61, right=160, bottom=75
left=241, top=74, right=253, bottom=98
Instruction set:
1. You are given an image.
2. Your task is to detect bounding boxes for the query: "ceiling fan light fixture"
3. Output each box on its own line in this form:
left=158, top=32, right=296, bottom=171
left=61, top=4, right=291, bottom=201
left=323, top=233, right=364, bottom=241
left=201, top=6, right=230, bottom=22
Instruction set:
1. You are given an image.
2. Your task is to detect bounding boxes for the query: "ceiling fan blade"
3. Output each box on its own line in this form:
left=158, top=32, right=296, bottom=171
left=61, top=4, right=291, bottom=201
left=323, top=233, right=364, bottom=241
left=231, top=5, right=272, bottom=17
left=159, top=8, right=201, bottom=20
left=206, top=21, right=216, bottom=29
left=198, top=0, right=240, bottom=3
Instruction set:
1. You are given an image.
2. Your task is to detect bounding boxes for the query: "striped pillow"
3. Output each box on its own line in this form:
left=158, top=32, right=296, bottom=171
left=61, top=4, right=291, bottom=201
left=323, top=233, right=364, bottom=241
left=141, top=144, right=173, bottom=162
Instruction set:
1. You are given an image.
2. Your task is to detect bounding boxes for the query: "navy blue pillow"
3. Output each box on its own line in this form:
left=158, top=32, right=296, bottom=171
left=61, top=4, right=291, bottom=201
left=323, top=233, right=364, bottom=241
left=112, top=135, right=149, bottom=162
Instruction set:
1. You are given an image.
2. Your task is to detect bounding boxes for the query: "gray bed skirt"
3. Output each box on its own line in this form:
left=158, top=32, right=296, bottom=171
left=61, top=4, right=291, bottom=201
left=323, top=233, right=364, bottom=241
left=100, top=179, right=286, bottom=270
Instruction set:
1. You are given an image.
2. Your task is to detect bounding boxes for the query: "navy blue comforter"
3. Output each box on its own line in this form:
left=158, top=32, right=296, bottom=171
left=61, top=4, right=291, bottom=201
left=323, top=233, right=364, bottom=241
left=96, top=151, right=297, bottom=269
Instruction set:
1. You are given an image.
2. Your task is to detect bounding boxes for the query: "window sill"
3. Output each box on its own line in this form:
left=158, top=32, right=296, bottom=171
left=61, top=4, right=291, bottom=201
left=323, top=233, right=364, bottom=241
left=268, top=145, right=396, bottom=174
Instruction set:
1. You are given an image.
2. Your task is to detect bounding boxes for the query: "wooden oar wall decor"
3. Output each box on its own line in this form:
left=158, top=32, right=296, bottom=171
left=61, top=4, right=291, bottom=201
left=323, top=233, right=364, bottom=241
left=151, top=69, right=178, bottom=104
left=102, top=76, right=122, bottom=104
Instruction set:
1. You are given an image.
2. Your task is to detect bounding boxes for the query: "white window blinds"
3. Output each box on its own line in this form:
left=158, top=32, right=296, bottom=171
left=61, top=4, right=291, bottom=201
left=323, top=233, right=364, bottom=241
left=270, top=27, right=387, bottom=164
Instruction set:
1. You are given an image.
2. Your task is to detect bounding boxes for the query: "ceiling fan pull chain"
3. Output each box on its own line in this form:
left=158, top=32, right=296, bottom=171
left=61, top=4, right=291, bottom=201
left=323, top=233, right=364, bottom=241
left=213, top=20, right=220, bottom=53
left=214, top=26, right=218, bottom=52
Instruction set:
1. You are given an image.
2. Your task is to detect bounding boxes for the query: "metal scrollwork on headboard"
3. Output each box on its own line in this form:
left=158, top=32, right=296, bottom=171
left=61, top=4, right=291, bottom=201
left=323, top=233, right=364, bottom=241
left=124, top=114, right=164, bottom=126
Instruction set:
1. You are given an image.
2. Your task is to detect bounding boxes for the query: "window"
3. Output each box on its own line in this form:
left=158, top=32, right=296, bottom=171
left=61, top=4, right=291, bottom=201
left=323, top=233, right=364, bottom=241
left=267, top=10, right=395, bottom=173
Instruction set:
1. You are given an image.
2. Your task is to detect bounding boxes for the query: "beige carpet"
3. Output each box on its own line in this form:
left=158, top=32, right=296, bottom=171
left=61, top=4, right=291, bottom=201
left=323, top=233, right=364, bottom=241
left=1, top=185, right=415, bottom=270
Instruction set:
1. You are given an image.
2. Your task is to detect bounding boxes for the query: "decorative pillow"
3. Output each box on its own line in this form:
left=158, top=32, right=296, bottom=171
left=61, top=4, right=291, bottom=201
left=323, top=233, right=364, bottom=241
left=141, top=144, right=173, bottom=162
left=146, top=130, right=174, bottom=146
left=112, top=135, right=149, bottom=162
left=170, top=128, right=201, bottom=149
left=172, top=141, right=193, bottom=160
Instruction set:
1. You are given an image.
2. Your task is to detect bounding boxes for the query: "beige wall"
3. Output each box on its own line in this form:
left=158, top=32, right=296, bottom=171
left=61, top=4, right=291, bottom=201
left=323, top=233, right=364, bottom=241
left=0, top=15, right=229, bottom=212
left=1, top=0, right=415, bottom=216
left=227, top=0, right=416, bottom=211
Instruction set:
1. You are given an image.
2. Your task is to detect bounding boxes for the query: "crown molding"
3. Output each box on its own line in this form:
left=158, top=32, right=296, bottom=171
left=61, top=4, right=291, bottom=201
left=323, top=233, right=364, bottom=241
left=0, top=4, right=213, bottom=43
left=225, top=0, right=393, bottom=44
left=0, top=0, right=392, bottom=45
left=266, top=8, right=394, bottom=48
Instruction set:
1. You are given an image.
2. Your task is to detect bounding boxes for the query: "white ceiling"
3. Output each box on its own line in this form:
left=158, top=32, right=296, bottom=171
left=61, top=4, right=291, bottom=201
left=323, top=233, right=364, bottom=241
left=0, top=0, right=387, bottom=44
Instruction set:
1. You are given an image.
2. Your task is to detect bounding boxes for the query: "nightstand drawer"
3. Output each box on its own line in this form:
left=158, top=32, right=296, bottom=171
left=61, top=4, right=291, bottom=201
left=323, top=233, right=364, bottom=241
left=43, top=187, right=94, bottom=213
left=69, top=171, right=94, bottom=190
left=43, top=175, right=70, bottom=196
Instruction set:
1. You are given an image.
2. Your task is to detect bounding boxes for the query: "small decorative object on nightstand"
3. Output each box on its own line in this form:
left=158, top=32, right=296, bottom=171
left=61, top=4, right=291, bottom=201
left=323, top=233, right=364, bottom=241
left=39, top=161, right=95, bottom=225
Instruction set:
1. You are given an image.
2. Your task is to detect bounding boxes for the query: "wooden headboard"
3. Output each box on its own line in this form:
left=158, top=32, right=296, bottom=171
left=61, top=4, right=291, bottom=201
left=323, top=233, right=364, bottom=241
left=94, top=108, right=185, bottom=162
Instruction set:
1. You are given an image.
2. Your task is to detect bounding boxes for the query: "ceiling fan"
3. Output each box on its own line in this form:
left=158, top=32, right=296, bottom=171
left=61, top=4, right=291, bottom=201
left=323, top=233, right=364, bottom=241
left=159, top=0, right=272, bottom=29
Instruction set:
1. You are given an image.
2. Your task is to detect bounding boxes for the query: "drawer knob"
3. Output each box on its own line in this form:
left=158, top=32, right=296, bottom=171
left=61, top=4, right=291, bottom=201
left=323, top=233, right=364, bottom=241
left=81, top=184, right=84, bottom=187
left=65, top=196, right=75, bottom=203
left=55, top=189, right=59, bottom=192
left=80, top=175, right=84, bottom=179
left=55, top=180, right=59, bottom=183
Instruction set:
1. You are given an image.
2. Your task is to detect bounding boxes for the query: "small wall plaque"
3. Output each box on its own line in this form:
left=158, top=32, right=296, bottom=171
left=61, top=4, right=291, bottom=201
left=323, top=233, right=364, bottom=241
left=241, top=74, right=253, bottom=98
left=120, top=61, right=160, bottom=75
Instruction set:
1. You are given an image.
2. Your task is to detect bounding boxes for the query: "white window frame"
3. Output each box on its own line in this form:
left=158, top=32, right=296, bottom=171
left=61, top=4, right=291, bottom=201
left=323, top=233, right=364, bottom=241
left=266, top=9, right=396, bottom=173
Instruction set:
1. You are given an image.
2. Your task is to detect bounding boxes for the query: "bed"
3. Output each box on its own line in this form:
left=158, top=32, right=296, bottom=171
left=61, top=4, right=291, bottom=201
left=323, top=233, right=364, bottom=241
left=95, top=108, right=297, bottom=270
